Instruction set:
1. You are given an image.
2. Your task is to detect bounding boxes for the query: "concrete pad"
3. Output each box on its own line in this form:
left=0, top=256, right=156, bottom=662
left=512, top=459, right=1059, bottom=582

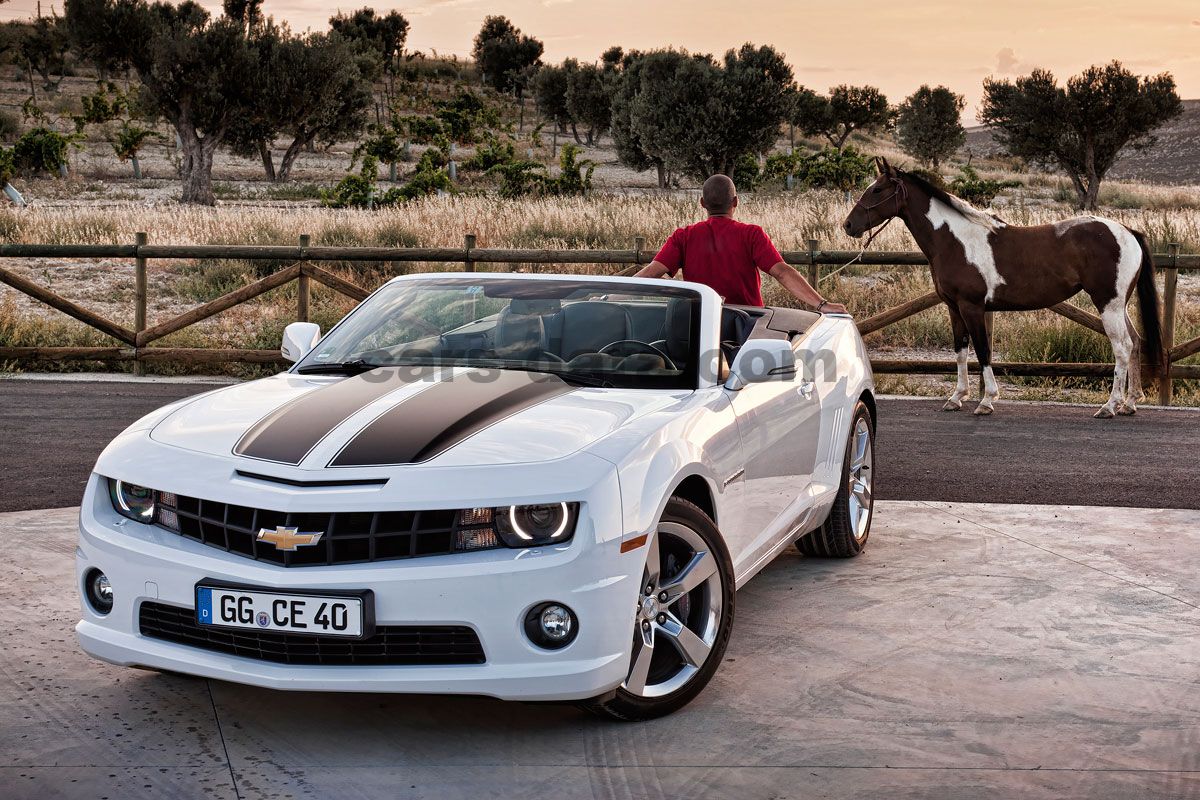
left=221, top=765, right=1200, bottom=800
left=2, top=501, right=1197, bottom=799
left=0, top=507, right=229, bottom=774
left=4, top=767, right=238, bottom=800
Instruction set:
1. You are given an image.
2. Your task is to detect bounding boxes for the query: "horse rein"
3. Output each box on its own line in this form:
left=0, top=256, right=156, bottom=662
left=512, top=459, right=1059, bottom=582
left=825, top=177, right=908, bottom=280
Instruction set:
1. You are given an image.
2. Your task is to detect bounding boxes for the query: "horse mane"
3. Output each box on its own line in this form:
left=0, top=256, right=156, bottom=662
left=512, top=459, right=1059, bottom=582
left=898, top=169, right=1006, bottom=231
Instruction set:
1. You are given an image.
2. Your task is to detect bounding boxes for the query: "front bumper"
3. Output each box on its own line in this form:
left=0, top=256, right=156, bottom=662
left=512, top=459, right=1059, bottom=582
left=75, top=468, right=641, bottom=702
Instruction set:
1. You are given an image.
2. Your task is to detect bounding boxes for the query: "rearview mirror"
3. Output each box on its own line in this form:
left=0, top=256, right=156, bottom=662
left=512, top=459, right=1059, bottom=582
left=281, top=322, right=321, bottom=363
left=724, top=339, right=797, bottom=391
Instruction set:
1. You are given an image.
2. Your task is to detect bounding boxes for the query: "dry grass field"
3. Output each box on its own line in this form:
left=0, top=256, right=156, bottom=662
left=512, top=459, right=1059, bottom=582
left=0, top=75, right=1197, bottom=405
left=1, top=190, right=1197, bottom=405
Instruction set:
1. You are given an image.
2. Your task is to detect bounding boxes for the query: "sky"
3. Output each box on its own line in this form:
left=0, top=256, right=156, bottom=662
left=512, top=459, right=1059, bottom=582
left=5, top=0, right=1200, bottom=119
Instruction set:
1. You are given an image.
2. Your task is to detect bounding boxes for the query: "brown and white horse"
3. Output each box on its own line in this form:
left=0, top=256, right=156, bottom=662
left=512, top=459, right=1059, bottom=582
left=843, top=159, right=1164, bottom=418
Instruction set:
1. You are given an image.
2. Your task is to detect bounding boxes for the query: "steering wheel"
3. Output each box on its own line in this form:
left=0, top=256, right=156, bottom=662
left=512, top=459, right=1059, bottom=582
left=598, top=339, right=677, bottom=370
left=537, top=351, right=567, bottom=364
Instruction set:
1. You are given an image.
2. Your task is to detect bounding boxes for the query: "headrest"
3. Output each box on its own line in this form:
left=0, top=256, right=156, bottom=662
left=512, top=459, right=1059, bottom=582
left=508, top=298, right=561, bottom=316
left=664, top=297, right=693, bottom=361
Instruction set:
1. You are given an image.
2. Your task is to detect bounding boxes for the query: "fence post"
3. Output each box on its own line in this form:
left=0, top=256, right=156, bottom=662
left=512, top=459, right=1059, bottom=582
left=296, top=234, right=310, bottom=323
left=463, top=233, right=476, bottom=273
left=807, top=239, right=819, bottom=287
left=634, top=236, right=644, bottom=272
left=133, top=231, right=147, bottom=376
left=1160, top=242, right=1179, bottom=406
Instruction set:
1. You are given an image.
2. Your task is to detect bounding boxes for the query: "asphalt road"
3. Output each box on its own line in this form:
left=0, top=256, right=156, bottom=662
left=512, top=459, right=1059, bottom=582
left=0, top=378, right=1194, bottom=512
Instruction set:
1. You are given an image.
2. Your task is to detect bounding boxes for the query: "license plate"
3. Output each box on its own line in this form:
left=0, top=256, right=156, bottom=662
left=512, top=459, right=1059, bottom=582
left=195, top=584, right=369, bottom=638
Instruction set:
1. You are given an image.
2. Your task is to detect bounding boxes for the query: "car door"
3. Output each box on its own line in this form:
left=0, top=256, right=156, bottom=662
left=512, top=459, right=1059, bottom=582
left=725, top=352, right=822, bottom=574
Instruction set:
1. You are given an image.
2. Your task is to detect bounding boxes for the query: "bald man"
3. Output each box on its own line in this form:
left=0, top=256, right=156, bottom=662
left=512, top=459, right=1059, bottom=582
left=636, top=175, right=848, bottom=313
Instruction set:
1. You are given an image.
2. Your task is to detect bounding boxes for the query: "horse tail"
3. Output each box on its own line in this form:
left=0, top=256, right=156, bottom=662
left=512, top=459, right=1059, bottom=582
left=1131, top=229, right=1165, bottom=381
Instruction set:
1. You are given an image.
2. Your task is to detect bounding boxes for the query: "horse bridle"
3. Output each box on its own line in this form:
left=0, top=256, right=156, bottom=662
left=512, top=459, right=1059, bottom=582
left=857, top=175, right=908, bottom=223
left=826, top=176, right=909, bottom=280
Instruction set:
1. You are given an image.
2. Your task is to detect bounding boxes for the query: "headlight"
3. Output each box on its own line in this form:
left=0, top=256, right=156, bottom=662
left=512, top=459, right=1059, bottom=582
left=456, top=502, right=578, bottom=549
left=107, top=478, right=156, bottom=523
left=495, top=502, right=577, bottom=546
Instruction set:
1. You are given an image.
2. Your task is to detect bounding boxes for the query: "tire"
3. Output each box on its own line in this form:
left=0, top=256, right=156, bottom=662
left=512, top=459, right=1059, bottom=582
left=798, top=400, right=875, bottom=558
left=581, top=497, right=735, bottom=721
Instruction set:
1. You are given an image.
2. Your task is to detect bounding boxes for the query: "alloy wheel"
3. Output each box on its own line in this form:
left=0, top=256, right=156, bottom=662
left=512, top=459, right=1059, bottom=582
left=623, top=521, right=723, bottom=698
left=847, top=416, right=873, bottom=540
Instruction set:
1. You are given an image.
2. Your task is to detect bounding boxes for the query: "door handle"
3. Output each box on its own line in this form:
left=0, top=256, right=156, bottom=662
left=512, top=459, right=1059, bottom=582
left=798, top=380, right=815, bottom=399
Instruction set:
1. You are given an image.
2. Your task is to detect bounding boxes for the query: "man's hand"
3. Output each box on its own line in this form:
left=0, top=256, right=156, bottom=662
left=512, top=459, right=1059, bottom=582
left=819, top=301, right=849, bottom=314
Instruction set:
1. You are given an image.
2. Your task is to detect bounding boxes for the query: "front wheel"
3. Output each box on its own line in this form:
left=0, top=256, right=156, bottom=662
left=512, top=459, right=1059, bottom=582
left=798, top=400, right=875, bottom=558
left=582, top=497, right=734, bottom=721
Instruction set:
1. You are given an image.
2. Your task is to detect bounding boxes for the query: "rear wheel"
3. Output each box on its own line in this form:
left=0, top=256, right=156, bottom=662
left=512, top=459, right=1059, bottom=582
left=582, top=497, right=734, bottom=721
left=798, top=401, right=874, bottom=558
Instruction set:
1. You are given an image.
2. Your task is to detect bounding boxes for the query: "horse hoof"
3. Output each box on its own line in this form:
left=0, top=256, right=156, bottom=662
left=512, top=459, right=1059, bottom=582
left=1117, top=403, right=1137, bottom=416
left=973, top=404, right=993, bottom=416
left=942, top=399, right=962, bottom=411
left=1094, top=407, right=1115, bottom=419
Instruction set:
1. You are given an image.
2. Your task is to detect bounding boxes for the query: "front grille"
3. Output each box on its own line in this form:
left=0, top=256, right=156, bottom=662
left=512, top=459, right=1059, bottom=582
left=139, top=602, right=486, bottom=666
left=160, top=494, right=496, bottom=567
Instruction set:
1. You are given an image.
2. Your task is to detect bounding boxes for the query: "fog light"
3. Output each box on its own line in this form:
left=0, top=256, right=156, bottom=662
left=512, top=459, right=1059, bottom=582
left=524, top=602, right=577, bottom=650
left=84, top=568, right=113, bottom=615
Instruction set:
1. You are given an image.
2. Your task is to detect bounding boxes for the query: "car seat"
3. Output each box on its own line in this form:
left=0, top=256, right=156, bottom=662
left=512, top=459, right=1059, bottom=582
left=494, top=299, right=560, bottom=360
left=557, top=301, right=633, bottom=360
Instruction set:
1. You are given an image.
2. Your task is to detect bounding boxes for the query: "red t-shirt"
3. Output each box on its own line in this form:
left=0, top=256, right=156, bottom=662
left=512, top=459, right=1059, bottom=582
left=652, top=216, right=784, bottom=306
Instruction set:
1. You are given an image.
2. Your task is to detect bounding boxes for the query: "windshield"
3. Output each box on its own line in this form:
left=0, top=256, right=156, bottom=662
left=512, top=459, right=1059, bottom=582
left=295, top=277, right=702, bottom=390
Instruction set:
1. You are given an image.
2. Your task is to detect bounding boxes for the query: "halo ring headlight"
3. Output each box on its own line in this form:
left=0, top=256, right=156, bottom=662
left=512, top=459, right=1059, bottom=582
left=107, top=478, right=156, bottom=523
left=508, top=502, right=570, bottom=542
left=494, top=502, right=577, bottom=547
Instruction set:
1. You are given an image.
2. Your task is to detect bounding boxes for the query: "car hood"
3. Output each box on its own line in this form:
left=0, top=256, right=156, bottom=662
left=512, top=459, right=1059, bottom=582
left=149, top=368, right=688, bottom=468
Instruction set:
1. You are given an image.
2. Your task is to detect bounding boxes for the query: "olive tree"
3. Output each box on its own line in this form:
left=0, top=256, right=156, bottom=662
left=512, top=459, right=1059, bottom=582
left=608, top=50, right=667, bottom=186
left=896, top=85, right=965, bottom=169
left=329, top=7, right=408, bottom=74
left=472, top=16, right=542, bottom=98
left=530, top=62, right=571, bottom=132
left=0, top=16, right=70, bottom=94
left=980, top=61, right=1181, bottom=209
left=228, top=28, right=379, bottom=182
left=329, top=7, right=408, bottom=103
left=626, top=50, right=721, bottom=182
left=795, top=84, right=892, bottom=151
left=566, top=63, right=610, bottom=144
left=65, top=0, right=261, bottom=205
left=618, top=45, right=794, bottom=182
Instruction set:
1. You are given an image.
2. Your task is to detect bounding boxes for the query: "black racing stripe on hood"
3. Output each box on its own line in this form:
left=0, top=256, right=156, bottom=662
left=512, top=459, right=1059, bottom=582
left=234, top=366, right=441, bottom=464
left=329, top=370, right=573, bottom=467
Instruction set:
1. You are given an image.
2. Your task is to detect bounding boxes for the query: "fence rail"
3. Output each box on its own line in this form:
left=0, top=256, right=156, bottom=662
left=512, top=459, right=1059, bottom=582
left=0, top=234, right=1196, bottom=403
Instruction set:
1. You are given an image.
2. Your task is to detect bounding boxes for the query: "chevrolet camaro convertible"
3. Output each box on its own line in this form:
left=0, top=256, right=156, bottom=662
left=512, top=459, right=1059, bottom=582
left=77, top=273, right=876, bottom=720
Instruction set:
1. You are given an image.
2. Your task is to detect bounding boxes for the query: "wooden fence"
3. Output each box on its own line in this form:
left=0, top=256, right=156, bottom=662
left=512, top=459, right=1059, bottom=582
left=0, top=234, right=1197, bottom=404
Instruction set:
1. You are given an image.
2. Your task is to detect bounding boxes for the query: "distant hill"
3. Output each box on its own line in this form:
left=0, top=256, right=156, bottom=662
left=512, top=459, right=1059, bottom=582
left=964, top=99, right=1200, bottom=185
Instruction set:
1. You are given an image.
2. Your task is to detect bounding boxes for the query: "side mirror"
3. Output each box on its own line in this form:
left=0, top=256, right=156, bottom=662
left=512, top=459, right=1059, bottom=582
left=724, top=338, right=797, bottom=390
left=281, top=322, right=321, bottom=363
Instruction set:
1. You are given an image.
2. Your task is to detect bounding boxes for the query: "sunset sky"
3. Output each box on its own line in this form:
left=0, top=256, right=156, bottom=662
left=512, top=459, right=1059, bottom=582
left=5, top=0, right=1200, bottom=118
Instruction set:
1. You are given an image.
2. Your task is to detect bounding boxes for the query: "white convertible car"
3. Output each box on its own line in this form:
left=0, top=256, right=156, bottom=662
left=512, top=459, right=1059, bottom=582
left=77, top=272, right=875, bottom=720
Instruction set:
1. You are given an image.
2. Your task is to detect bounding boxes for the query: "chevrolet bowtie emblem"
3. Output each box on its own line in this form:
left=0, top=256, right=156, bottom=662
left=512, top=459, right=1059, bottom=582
left=256, top=526, right=324, bottom=551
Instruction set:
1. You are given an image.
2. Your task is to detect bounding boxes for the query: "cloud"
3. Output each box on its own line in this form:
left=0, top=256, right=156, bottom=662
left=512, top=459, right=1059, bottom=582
left=995, top=47, right=1020, bottom=74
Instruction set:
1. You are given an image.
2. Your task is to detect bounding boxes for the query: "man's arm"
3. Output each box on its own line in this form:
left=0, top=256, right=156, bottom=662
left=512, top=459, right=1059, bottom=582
left=767, top=262, right=848, bottom=314
left=634, top=261, right=671, bottom=279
